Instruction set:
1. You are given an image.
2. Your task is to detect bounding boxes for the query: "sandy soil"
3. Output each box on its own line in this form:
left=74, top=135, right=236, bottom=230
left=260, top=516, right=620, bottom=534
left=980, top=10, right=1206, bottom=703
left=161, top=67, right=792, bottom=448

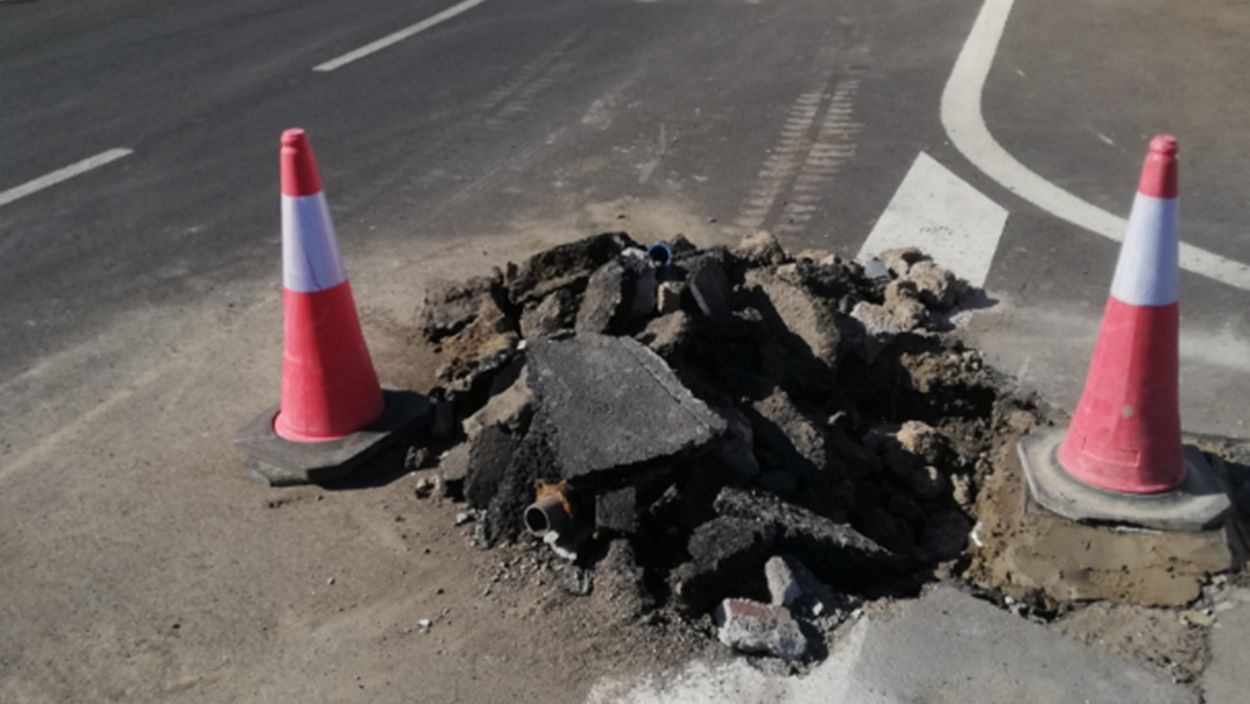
left=967, top=430, right=1241, bottom=607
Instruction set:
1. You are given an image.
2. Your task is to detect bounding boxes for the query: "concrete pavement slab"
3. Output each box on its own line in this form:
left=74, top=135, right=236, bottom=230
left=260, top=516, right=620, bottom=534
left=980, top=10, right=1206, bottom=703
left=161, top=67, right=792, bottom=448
left=1202, top=588, right=1250, bottom=704
left=589, top=586, right=1198, bottom=703
left=834, top=586, right=1197, bottom=704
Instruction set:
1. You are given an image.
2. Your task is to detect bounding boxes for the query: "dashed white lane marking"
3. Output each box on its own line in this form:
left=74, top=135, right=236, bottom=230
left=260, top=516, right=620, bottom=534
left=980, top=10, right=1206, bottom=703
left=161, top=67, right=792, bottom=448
left=941, top=0, right=1250, bottom=292
left=735, top=85, right=826, bottom=229
left=313, top=0, right=492, bottom=72
left=0, top=148, right=132, bottom=209
left=858, top=152, right=1008, bottom=287
left=777, top=77, right=863, bottom=235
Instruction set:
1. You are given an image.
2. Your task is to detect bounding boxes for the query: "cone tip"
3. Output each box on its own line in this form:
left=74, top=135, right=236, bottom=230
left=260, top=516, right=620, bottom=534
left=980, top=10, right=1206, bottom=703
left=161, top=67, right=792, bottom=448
left=1149, top=134, right=1178, bottom=156
left=282, top=127, right=309, bottom=149
left=1137, top=134, right=1178, bottom=199
left=280, top=127, right=323, bottom=197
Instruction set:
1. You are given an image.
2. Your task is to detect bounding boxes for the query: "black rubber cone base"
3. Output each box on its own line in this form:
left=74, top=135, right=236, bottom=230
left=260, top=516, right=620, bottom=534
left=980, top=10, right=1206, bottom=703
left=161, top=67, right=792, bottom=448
left=1018, top=427, right=1232, bottom=532
left=235, top=389, right=432, bottom=486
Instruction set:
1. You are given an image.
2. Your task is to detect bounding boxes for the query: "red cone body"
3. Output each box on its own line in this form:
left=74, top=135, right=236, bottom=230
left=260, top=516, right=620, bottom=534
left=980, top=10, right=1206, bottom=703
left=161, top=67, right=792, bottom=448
left=273, top=128, right=384, bottom=442
left=1058, top=135, right=1184, bottom=493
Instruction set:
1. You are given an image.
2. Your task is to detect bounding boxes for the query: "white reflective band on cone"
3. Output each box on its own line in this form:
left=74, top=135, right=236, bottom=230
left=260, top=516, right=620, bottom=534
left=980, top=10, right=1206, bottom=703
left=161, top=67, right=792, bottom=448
left=1110, top=194, right=1180, bottom=306
left=282, top=193, right=348, bottom=292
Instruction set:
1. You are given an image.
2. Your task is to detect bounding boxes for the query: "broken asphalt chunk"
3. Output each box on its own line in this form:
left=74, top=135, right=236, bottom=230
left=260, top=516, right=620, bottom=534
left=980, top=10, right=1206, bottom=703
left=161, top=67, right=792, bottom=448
left=464, top=424, right=518, bottom=509
left=505, top=232, right=636, bottom=305
left=526, top=334, right=727, bottom=485
left=731, top=230, right=788, bottom=268
left=683, top=251, right=732, bottom=319
left=670, top=516, right=777, bottom=614
left=714, top=487, right=908, bottom=588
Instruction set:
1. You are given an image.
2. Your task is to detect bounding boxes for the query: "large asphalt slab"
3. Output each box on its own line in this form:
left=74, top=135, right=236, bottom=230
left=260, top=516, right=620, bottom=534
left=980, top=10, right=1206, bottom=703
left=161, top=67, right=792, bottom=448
left=1, top=0, right=1248, bottom=700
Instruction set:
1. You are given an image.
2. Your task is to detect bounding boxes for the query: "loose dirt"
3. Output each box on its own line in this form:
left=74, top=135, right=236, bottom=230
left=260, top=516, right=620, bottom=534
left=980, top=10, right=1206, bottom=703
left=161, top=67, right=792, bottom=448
left=968, top=434, right=1242, bottom=608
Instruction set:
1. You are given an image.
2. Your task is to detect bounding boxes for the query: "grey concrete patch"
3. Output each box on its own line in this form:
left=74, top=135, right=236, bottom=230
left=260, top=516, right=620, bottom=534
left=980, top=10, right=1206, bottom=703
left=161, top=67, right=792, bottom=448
left=235, top=389, right=432, bottom=486
left=837, top=587, right=1198, bottom=703
left=1019, top=427, right=1232, bottom=531
left=590, top=586, right=1198, bottom=703
left=1203, top=589, right=1250, bottom=704
left=1054, top=602, right=1207, bottom=684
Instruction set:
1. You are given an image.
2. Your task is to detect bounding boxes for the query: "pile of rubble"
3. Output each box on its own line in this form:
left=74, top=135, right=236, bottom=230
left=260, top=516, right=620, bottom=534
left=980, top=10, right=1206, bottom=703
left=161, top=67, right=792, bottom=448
left=407, top=230, right=1040, bottom=661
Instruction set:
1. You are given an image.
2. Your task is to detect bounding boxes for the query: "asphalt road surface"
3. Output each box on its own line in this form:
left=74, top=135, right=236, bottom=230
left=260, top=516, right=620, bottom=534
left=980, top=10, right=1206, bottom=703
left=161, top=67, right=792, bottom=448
left=2, top=0, right=1248, bottom=701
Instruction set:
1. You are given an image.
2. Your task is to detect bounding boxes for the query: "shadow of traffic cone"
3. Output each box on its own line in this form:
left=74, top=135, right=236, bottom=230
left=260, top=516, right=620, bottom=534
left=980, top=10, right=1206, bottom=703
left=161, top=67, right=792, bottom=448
left=1017, top=135, right=1231, bottom=530
left=236, top=128, right=431, bottom=486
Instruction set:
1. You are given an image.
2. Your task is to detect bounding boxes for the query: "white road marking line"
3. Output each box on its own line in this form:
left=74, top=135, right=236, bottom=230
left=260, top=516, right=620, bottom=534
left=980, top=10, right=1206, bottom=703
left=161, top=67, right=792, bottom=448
left=941, top=0, right=1250, bottom=292
left=777, top=78, right=862, bottom=235
left=313, top=0, right=492, bottom=72
left=858, top=152, right=1008, bottom=286
left=0, top=148, right=132, bottom=208
left=734, top=85, right=825, bottom=229
left=734, top=47, right=844, bottom=230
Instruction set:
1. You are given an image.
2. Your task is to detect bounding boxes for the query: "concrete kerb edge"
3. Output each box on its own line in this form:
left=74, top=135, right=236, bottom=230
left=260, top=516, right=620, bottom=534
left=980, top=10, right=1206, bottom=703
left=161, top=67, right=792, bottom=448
left=1018, top=426, right=1233, bottom=532
left=234, top=388, right=433, bottom=486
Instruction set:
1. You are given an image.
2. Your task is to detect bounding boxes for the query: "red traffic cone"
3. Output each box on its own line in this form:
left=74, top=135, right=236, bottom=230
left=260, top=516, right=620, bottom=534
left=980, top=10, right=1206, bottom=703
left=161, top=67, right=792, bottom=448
left=236, top=129, right=431, bottom=486
left=1058, top=135, right=1183, bottom=493
left=1018, top=135, right=1230, bottom=530
left=273, top=128, right=384, bottom=442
